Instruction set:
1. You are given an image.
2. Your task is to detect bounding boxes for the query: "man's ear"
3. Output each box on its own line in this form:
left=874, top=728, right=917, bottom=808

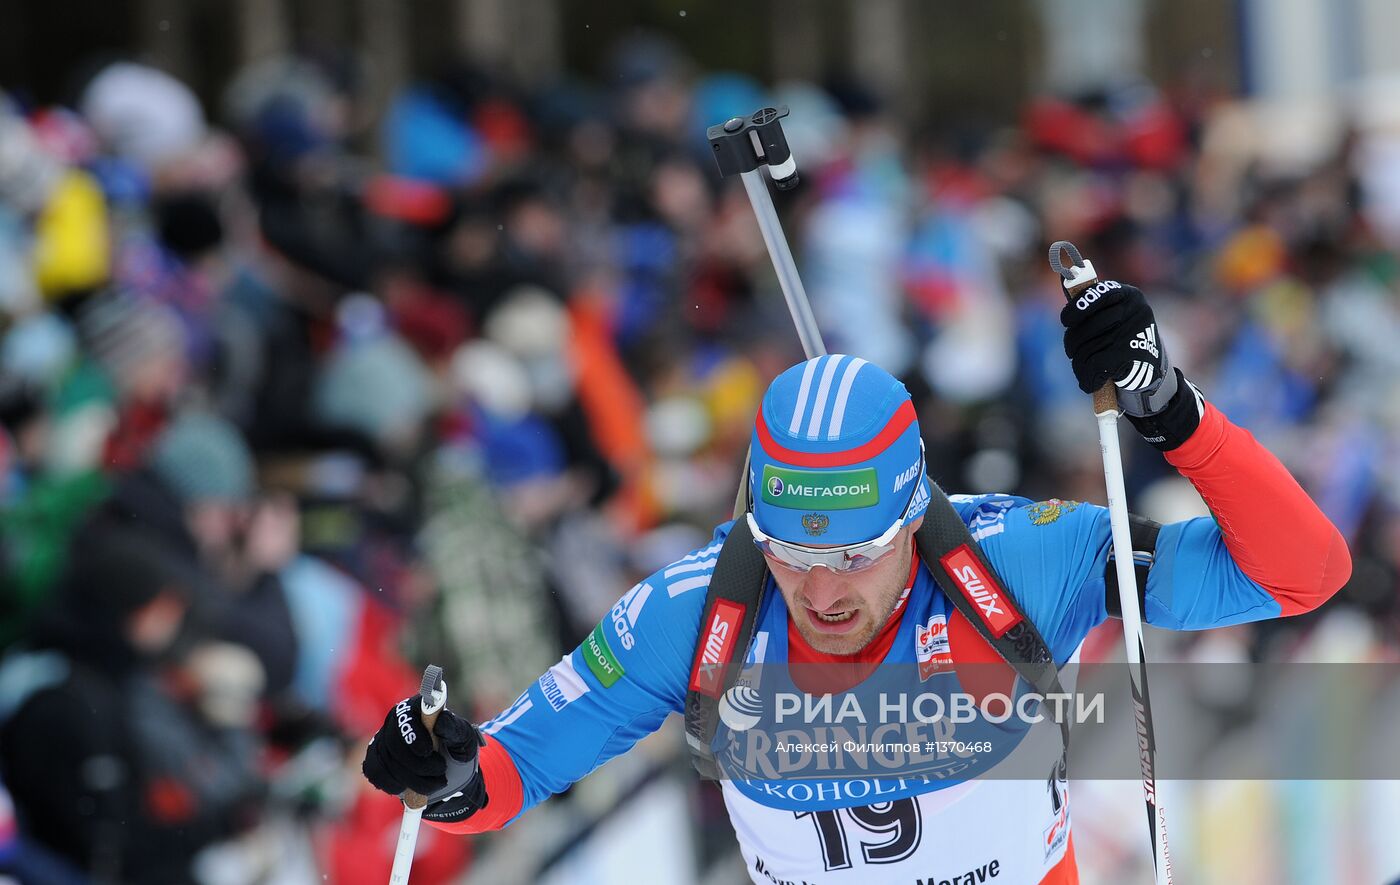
left=905, top=515, right=924, bottom=535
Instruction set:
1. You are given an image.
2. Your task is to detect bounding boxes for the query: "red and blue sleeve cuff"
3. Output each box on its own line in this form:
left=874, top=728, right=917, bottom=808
left=424, top=735, right=525, bottom=834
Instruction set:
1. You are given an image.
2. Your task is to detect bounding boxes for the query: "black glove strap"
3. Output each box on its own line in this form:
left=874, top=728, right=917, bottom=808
left=423, top=752, right=480, bottom=804
left=423, top=769, right=489, bottom=824
left=1125, top=369, right=1203, bottom=451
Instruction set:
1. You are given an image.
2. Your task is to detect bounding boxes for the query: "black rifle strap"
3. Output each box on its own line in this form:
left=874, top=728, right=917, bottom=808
left=913, top=483, right=1071, bottom=759
left=683, top=515, right=770, bottom=780
left=685, top=476, right=1072, bottom=779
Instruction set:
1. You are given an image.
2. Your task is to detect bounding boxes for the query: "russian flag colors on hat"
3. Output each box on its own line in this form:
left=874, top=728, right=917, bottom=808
left=750, top=354, right=930, bottom=546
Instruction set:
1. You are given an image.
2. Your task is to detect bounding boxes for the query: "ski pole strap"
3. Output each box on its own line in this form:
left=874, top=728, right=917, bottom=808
left=914, top=484, right=1072, bottom=760
left=684, top=516, right=770, bottom=779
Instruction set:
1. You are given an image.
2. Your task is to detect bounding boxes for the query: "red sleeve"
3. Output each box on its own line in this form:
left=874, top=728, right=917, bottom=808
left=424, top=735, right=525, bottom=834
left=1164, top=401, right=1351, bottom=615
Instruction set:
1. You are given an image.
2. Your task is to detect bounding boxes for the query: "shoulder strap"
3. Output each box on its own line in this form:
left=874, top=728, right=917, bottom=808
left=685, top=472, right=1071, bottom=778
left=914, top=485, right=1070, bottom=758
left=683, top=516, right=769, bottom=779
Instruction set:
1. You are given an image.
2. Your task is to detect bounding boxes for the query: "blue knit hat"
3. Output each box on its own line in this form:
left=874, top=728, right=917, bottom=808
left=749, top=355, right=930, bottom=546
left=150, top=412, right=255, bottom=503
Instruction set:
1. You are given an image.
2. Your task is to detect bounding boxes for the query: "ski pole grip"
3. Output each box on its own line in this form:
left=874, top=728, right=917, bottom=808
left=1048, top=241, right=1118, bottom=415
left=1089, top=378, right=1117, bottom=416
left=707, top=106, right=798, bottom=188
left=401, top=665, right=447, bottom=811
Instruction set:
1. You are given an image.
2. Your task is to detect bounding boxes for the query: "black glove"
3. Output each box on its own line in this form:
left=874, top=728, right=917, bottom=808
left=1061, top=280, right=1203, bottom=450
left=362, top=696, right=488, bottom=824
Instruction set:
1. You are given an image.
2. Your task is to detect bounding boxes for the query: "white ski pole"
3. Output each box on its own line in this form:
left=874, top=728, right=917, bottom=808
left=1049, top=241, right=1172, bottom=885
left=388, top=665, right=448, bottom=885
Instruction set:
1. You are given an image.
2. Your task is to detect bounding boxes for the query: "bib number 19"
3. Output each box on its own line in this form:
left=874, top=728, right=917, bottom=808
left=794, top=799, right=923, bottom=871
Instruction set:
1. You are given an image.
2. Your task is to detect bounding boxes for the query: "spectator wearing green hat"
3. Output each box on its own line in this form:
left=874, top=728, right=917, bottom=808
left=80, top=410, right=301, bottom=698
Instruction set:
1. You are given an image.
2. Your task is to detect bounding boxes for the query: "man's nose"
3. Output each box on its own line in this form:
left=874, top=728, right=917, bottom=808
left=801, top=566, right=850, bottom=610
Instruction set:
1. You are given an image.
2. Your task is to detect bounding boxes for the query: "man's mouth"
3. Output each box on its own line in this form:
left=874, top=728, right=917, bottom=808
left=804, top=605, right=862, bottom=634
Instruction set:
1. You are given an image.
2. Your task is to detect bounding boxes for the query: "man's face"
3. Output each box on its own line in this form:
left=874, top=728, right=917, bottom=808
left=125, top=591, right=187, bottom=656
left=187, top=500, right=244, bottom=555
left=766, top=517, right=922, bottom=656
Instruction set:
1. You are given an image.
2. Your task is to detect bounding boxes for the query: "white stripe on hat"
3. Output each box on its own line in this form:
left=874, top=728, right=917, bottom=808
left=787, top=357, right=821, bottom=435
left=825, top=357, right=868, bottom=440
left=805, top=355, right=845, bottom=439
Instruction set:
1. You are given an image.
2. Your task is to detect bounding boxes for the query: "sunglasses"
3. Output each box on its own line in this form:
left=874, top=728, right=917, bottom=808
left=746, top=453, right=924, bottom=574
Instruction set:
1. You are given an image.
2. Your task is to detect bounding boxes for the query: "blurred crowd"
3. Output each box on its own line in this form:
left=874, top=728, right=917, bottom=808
left=0, top=31, right=1398, bottom=885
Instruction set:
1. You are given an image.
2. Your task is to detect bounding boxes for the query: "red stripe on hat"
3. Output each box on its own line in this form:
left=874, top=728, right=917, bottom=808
left=756, top=399, right=916, bottom=467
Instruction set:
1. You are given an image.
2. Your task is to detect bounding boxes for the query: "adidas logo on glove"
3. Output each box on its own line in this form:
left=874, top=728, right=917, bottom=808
left=1130, top=325, right=1160, bottom=358
left=1073, top=279, right=1121, bottom=310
